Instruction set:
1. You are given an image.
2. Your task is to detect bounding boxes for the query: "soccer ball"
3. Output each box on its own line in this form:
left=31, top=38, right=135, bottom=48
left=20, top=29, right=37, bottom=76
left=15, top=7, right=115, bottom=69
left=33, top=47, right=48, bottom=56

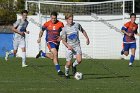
left=74, top=72, right=83, bottom=80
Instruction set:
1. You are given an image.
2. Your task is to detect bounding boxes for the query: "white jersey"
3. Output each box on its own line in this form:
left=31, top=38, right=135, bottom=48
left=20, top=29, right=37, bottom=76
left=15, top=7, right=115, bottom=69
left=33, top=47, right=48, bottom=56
left=13, top=19, right=28, bottom=40
left=61, top=22, right=84, bottom=47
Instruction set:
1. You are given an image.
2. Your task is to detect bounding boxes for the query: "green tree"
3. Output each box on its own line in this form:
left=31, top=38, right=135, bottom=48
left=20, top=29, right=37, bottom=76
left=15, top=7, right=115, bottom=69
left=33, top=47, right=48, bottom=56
left=0, top=0, right=25, bottom=25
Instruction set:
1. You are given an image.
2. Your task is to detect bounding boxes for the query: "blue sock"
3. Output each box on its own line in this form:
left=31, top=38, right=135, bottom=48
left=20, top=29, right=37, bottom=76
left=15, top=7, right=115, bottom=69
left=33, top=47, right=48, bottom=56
left=41, top=51, right=46, bottom=57
left=130, top=55, right=135, bottom=63
left=55, top=64, right=60, bottom=72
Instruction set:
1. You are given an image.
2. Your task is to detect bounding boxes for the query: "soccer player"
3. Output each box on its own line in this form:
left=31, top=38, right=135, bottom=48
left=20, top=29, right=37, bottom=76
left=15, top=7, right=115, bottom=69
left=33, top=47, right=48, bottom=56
left=5, top=10, right=29, bottom=67
left=61, top=13, right=90, bottom=78
left=121, top=13, right=140, bottom=66
left=36, top=12, right=64, bottom=76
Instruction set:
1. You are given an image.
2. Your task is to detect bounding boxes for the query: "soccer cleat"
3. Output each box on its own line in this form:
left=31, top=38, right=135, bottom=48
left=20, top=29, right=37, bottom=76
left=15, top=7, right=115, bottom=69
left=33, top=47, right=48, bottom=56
left=65, top=75, right=70, bottom=79
left=22, top=64, right=28, bottom=67
left=58, top=71, right=64, bottom=76
left=5, top=51, right=9, bottom=61
left=72, top=65, right=77, bottom=75
left=36, top=50, right=42, bottom=58
left=129, top=62, right=133, bottom=67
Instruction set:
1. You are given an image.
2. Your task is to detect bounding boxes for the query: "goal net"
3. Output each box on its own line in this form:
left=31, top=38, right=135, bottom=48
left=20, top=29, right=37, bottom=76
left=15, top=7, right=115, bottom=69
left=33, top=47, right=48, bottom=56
left=24, top=0, right=139, bottom=59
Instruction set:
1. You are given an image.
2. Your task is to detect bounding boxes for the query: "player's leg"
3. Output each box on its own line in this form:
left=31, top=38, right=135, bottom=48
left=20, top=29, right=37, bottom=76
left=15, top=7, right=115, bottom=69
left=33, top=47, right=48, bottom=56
left=72, top=54, right=82, bottom=75
left=20, top=39, right=28, bottom=67
left=123, top=43, right=129, bottom=56
left=5, top=39, right=18, bottom=61
left=129, top=43, right=136, bottom=66
left=48, top=42, right=64, bottom=76
left=36, top=50, right=53, bottom=59
left=21, top=47, right=27, bottom=67
left=121, top=43, right=125, bottom=59
left=72, top=46, right=82, bottom=75
left=65, top=49, right=73, bottom=79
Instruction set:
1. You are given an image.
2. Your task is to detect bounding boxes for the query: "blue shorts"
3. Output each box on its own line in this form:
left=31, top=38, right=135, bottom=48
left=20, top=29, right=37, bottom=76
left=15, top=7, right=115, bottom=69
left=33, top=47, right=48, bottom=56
left=123, top=43, right=136, bottom=52
left=47, top=42, right=59, bottom=51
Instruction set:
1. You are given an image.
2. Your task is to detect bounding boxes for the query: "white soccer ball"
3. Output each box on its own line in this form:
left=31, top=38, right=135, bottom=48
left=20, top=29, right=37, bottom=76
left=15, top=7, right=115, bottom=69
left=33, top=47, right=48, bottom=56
left=74, top=72, right=83, bottom=80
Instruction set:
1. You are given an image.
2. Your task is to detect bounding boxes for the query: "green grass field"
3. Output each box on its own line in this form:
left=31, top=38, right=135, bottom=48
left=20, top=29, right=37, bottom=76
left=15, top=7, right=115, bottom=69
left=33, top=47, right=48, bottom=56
left=0, top=57, right=140, bottom=93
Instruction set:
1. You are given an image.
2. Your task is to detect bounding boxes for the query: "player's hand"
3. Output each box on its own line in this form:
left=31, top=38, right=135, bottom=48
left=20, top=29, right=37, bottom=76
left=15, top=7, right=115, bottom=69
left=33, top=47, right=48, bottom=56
left=86, top=38, right=90, bottom=45
left=127, top=33, right=132, bottom=37
left=67, top=45, right=73, bottom=50
left=26, top=31, right=30, bottom=34
left=57, top=36, right=62, bottom=42
left=20, top=32, right=25, bottom=36
left=37, top=38, right=41, bottom=43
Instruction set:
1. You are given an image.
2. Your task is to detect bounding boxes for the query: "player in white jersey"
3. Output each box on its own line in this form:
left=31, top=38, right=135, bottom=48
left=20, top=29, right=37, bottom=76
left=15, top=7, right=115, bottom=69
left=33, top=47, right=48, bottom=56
left=61, top=13, right=90, bottom=79
left=5, top=10, right=29, bottom=67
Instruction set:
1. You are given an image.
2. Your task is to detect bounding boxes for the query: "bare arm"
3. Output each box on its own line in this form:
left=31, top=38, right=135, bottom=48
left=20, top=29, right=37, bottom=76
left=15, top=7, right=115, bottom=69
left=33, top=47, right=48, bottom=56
left=121, top=30, right=131, bottom=36
left=12, top=27, right=24, bottom=36
left=37, top=31, right=44, bottom=43
left=62, top=39, right=73, bottom=50
left=82, top=30, right=90, bottom=45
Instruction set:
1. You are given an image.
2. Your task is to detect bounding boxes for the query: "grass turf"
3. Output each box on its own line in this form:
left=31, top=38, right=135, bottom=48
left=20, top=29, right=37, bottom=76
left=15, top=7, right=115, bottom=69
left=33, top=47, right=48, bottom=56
left=0, top=57, right=140, bottom=93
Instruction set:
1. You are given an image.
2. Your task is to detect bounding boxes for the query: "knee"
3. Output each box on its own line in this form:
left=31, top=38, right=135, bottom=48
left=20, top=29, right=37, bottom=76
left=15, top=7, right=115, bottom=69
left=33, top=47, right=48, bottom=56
left=66, top=62, right=71, bottom=68
left=124, top=52, right=129, bottom=56
left=77, top=60, right=82, bottom=64
left=13, top=50, right=17, bottom=55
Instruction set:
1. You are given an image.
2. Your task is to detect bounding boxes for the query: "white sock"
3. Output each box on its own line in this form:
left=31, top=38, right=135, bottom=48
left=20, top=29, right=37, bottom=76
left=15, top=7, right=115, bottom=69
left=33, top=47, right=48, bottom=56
left=73, top=60, right=79, bottom=67
left=65, top=65, right=69, bottom=76
left=22, top=52, right=26, bottom=65
left=9, top=50, right=14, bottom=54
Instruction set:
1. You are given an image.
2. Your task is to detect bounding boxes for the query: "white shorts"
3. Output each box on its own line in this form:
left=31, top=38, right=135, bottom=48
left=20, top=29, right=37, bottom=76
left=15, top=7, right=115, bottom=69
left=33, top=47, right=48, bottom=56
left=13, top=38, right=26, bottom=50
left=66, top=45, right=82, bottom=61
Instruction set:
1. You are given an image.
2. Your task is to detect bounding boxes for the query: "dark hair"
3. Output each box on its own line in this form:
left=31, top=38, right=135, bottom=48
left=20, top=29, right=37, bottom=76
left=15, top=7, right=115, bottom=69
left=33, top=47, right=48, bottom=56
left=130, top=13, right=136, bottom=18
left=21, top=10, right=28, bottom=14
left=50, top=11, right=58, bottom=17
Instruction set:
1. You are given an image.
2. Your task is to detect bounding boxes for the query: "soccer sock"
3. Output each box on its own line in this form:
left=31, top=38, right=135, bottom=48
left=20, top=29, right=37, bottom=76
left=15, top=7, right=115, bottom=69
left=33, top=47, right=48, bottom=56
left=130, top=55, right=135, bottom=63
left=121, top=50, right=124, bottom=55
left=55, top=64, right=61, bottom=72
left=8, top=50, right=14, bottom=55
left=73, top=60, right=79, bottom=67
left=22, top=52, right=26, bottom=65
left=65, top=65, right=69, bottom=76
left=41, top=51, right=46, bottom=57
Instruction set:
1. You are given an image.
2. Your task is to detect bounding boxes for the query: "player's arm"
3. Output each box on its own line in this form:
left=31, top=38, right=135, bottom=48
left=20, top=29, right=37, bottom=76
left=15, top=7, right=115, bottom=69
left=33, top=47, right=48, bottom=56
left=82, top=30, right=90, bottom=45
left=61, top=29, right=73, bottom=50
left=37, top=30, right=44, bottom=43
left=134, top=29, right=140, bottom=36
left=62, top=39, right=73, bottom=50
left=37, top=23, right=47, bottom=43
left=121, top=23, right=132, bottom=36
left=12, top=20, right=24, bottom=36
left=121, top=30, right=131, bottom=36
left=79, top=24, right=90, bottom=45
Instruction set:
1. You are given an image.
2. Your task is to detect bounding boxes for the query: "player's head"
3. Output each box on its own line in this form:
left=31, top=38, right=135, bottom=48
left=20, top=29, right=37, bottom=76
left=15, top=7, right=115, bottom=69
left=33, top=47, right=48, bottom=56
left=65, top=13, right=73, bottom=25
left=130, top=13, right=136, bottom=23
left=50, top=11, right=58, bottom=24
left=21, top=10, right=28, bottom=20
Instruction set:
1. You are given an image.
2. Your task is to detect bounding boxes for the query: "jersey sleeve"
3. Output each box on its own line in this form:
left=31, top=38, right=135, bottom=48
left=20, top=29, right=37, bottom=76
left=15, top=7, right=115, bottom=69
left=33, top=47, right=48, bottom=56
left=59, top=22, right=64, bottom=32
left=42, top=22, right=48, bottom=31
left=78, top=23, right=84, bottom=33
left=121, top=22, right=129, bottom=31
left=13, top=19, right=20, bottom=28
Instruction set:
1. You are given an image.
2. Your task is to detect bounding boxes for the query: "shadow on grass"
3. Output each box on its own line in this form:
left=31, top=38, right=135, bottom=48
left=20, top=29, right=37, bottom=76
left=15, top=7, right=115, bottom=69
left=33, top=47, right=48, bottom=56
left=83, top=74, right=130, bottom=80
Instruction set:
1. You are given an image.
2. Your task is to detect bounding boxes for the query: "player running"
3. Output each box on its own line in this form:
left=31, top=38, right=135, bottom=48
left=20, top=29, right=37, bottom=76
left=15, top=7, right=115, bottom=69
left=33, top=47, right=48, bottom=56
left=61, top=13, right=90, bottom=79
left=36, top=12, right=64, bottom=76
left=121, top=13, right=140, bottom=66
left=5, top=10, right=29, bottom=67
